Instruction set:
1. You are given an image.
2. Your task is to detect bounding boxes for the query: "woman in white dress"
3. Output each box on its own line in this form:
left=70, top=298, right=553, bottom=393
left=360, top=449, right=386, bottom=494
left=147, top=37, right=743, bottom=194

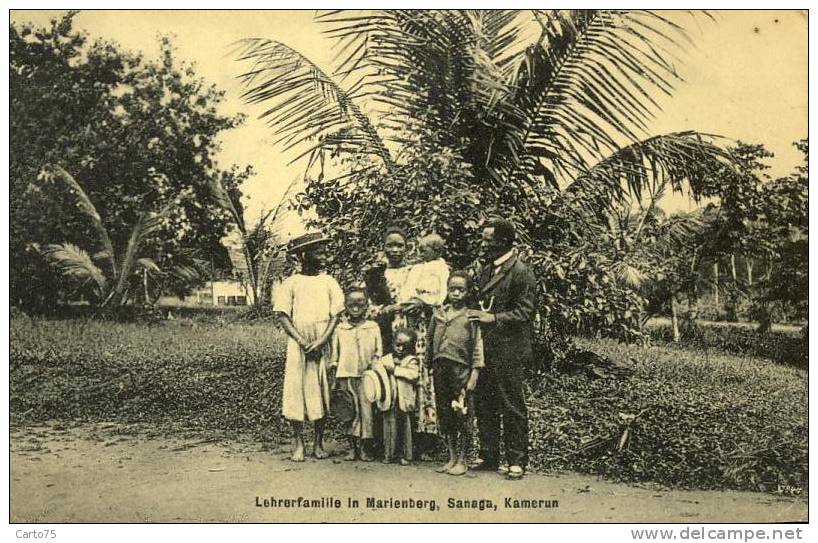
left=273, top=233, right=344, bottom=462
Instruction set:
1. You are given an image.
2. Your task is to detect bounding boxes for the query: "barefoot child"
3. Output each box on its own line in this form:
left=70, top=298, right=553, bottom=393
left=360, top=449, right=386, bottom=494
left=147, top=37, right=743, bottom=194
left=427, top=271, right=484, bottom=475
left=330, top=288, right=382, bottom=461
left=273, top=233, right=344, bottom=462
left=380, top=328, right=420, bottom=465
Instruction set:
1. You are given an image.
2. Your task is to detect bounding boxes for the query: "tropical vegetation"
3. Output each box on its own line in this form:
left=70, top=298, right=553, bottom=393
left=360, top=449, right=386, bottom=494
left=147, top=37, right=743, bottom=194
left=234, top=10, right=739, bottom=344
left=10, top=12, right=252, bottom=310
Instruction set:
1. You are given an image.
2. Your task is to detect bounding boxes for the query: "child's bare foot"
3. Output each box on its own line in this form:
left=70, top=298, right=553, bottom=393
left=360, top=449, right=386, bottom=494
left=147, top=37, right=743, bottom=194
left=291, top=442, right=305, bottom=462
left=360, top=450, right=374, bottom=462
left=344, top=449, right=357, bottom=461
left=399, top=458, right=410, bottom=466
left=313, top=445, right=329, bottom=459
left=436, top=460, right=456, bottom=473
left=382, top=458, right=392, bottom=464
left=447, top=462, right=467, bottom=476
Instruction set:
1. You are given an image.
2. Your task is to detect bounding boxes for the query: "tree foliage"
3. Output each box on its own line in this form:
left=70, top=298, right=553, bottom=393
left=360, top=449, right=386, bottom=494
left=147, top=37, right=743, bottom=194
left=754, top=140, right=808, bottom=319
left=213, top=174, right=297, bottom=306
left=237, top=9, right=738, bottom=345
left=629, top=140, right=808, bottom=333
left=11, top=13, right=250, bottom=309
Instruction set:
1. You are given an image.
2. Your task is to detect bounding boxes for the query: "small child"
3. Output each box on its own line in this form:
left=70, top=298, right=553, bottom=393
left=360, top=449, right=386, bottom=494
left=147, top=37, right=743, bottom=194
left=379, top=327, right=420, bottom=465
left=426, top=270, right=484, bottom=476
left=329, top=288, right=382, bottom=461
left=402, top=233, right=449, bottom=307
left=401, top=233, right=449, bottom=444
left=273, top=233, right=344, bottom=462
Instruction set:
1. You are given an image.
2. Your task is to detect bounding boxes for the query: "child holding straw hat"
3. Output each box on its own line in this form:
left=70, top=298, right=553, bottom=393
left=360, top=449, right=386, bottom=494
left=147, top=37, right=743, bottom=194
left=329, top=287, right=382, bottom=461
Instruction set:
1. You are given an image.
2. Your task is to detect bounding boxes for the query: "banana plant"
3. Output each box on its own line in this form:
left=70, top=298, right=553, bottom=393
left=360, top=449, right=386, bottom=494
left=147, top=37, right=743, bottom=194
left=211, top=175, right=298, bottom=306
left=35, top=164, right=191, bottom=309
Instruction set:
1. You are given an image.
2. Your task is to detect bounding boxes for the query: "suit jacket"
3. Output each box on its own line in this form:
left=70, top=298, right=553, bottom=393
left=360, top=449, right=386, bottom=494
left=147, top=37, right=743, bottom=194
left=477, top=252, right=538, bottom=365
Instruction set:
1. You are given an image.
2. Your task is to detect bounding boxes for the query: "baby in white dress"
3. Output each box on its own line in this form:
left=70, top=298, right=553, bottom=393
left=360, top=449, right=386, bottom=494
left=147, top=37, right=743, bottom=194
left=402, top=233, right=449, bottom=307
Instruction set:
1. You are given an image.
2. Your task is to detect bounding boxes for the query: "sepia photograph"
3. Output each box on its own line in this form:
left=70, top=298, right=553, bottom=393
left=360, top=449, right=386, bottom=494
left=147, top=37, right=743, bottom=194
left=8, top=7, right=809, bottom=527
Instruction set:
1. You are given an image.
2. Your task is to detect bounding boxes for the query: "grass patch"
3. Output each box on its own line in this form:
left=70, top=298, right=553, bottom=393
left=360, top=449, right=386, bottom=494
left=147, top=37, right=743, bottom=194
left=11, top=317, right=808, bottom=493
left=645, top=320, right=807, bottom=368
left=528, top=338, right=807, bottom=493
left=10, top=317, right=288, bottom=442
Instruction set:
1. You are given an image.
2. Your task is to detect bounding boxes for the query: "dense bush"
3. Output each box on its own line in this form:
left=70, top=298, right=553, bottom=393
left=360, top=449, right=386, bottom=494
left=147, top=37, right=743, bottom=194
left=11, top=318, right=807, bottom=494
left=529, top=338, right=807, bottom=493
left=646, top=321, right=807, bottom=368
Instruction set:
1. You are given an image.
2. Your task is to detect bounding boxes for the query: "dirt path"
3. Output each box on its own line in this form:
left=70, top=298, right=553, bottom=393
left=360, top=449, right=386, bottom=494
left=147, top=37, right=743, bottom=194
left=11, top=424, right=806, bottom=523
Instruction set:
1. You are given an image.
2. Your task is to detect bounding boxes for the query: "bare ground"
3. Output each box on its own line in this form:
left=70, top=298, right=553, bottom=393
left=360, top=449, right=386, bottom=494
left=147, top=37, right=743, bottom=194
left=10, top=423, right=807, bottom=523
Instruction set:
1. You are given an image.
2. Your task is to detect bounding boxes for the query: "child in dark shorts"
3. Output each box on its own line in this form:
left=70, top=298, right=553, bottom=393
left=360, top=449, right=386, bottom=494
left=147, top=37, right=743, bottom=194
left=426, top=271, right=484, bottom=476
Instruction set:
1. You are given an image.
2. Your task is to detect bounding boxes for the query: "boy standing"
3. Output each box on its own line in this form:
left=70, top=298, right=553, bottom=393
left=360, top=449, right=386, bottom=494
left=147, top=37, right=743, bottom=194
left=427, top=271, right=484, bottom=476
left=330, top=288, right=382, bottom=461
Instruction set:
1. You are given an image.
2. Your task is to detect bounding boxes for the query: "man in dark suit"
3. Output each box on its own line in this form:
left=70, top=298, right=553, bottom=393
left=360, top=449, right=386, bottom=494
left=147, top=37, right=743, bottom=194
left=467, top=218, right=538, bottom=480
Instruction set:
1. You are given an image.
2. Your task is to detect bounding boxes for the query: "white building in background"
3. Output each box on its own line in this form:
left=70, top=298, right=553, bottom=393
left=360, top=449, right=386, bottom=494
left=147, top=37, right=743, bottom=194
left=195, top=280, right=255, bottom=306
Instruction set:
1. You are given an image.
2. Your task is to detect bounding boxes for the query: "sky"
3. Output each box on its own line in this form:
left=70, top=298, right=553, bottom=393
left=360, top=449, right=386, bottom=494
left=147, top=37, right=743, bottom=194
left=10, top=9, right=808, bottom=225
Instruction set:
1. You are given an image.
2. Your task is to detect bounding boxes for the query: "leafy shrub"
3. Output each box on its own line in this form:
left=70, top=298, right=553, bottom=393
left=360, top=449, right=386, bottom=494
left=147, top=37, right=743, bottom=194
left=646, top=321, right=807, bottom=368
left=528, top=338, right=808, bottom=492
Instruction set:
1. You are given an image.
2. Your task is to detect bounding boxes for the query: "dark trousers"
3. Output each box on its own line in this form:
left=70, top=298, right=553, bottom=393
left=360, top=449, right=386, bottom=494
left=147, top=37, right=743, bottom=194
left=434, top=359, right=473, bottom=448
left=474, top=355, right=529, bottom=468
left=383, top=408, right=413, bottom=462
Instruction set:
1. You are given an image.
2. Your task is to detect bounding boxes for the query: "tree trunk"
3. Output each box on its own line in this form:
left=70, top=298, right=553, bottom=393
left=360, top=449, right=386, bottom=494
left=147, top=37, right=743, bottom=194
left=730, top=254, right=737, bottom=282
left=725, top=254, right=739, bottom=322
left=210, top=252, right=216, bottom=306
left=746, top=259, right=754, bottom=286
left=143, top=268, right=149, bottom=305
left=670, top=296, right=681, bottom=342
left=713, top=262, right=719, bottom=308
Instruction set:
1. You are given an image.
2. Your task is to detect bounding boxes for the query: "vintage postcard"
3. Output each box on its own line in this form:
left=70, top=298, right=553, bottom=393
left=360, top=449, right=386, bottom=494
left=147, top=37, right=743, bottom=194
left=8, top=8, right=808, bottom=527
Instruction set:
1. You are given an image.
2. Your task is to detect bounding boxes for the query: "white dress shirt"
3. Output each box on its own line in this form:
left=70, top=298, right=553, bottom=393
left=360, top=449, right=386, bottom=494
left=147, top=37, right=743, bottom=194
left=493, top=249, right=515, bottom=275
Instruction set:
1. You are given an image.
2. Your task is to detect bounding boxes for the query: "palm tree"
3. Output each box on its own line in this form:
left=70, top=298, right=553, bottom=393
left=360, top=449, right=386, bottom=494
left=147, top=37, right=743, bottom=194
left=235, top=10, right=729, bottom=211
left=35, top=164, right=198, bottom=309
left=233, top=10, right=737, bottom=337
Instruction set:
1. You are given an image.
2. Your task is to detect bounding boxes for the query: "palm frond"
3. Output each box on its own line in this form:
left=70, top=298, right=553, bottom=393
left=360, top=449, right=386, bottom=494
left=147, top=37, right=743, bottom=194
left=211, top=178, right=246, bottom=235
left=107, top=203, right=175, bottom=306
left=268, top=176, right=301, bottom=235
left=486, top=10, right=710, bottom=185
left=168, top=263, right=201, bottom=283
left=39, top=165, right=117, bottom=277
left=564, top=132, right=732, bottom=217
left=317, top=10, right=491, bottom=142
left=655, top=212, right=709, bottom=248
left=463, top=10, right=540, bottom=110
left=612, top=261, right=645, bottom=287
left=233, top=38, right=393, bottom=171
left=43, top=243, right=107, bottom=296
left=135, top=257, right=162, bottom=275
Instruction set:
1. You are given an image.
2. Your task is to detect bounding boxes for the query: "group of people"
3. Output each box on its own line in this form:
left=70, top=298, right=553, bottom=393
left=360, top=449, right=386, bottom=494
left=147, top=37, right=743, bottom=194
left=272, top=218, right=538, bottom=480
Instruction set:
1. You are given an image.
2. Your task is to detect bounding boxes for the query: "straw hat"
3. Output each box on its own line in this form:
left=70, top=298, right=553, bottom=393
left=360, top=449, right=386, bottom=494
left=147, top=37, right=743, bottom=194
left=287, top=232, right=328, bottom=253
left=362, top=364, right=393, bottom=412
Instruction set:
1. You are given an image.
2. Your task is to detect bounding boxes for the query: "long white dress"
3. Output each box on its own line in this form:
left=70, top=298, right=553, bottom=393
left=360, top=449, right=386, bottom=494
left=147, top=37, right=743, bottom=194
left=273, top=273, right=345, bottom=422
